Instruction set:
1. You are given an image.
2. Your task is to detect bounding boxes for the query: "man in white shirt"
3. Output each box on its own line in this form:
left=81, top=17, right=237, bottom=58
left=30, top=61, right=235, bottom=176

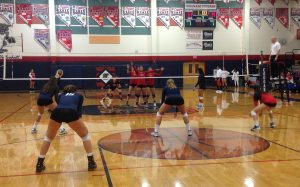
left=269, top=36, right=281, bottom=78
left=215, top=66, right=223, bottom=93
left=221, top=68, right=230, bottom=90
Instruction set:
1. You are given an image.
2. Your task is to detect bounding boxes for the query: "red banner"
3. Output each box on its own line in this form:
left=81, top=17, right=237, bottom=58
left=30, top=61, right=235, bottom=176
left=106, top=6, right=119, bottom=27
left=90, top=6, right=105, bottom=27
left=268, top=0, right=276, bottom=5
left=16, top=4, right=33, bottom=26
left=230, top=8, right=243, bottom=29
left=217, top=8, right=229, bottom=29
left=255, top=0, right=262, bottom=5
left=57, top=30, right=72, bottom=52
left=276, top=8, right=289, bottom=28
left=237, top=0, right=244, bottom=3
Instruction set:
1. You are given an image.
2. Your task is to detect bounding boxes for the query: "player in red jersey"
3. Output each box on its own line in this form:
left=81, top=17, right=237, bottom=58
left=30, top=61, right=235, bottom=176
left=250, top=89, right=277, bottom=131
left=135, top=65, right=147, bottom=107
left=145, top=66, right=164, bottom=107
left=126, top=62, right=138, bottom=106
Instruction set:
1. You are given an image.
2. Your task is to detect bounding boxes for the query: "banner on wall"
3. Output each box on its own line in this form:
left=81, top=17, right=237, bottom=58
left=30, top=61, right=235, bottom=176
left=34, top=29, right=50, bottom=51
left=72, top=5, right=87, bottom=27
left=90, top=6, right=105, bottom=27
left=255, top=0, right=262, bottom=5
left=223, top=0, right=230, bottom=3
left=171, top=8, right=184, bottom=29
left=33, top=4, right=49, bottom=26
left=276, top=8, right=289, bottom=28
left=106, top=6, right=119, bottom=27
left=136, top=7, right=151, bottom=28
left=130, top=0, right=136, bottom=3
left=291, top=8, right=300, bottom=27
left=268, top=0, right=276, bottom=5
left=157, top=7, right=170, bottom=28
left=263, top=8, right=274, bottom=28
left=250, top=8, right=262, bottom=28
left=217, top=8, right=229, bottom=29
left=282, top=0, right=289, bottom=5
left=203, top=41, right=213, bottom=50
left=230, top=8, right=243, bottom=29
left=0, top=3, right=14, bottom=25
left=57, top=30, right=72, bottom=52
left=164, top=0, right=170, bottom=3
left=16, top=4, right=33, bottom=26
left=186, top=41, right=202, bottom=49
left=56, top=5, right=71, bottom=27
left=122, top=7, right=136, bottom=28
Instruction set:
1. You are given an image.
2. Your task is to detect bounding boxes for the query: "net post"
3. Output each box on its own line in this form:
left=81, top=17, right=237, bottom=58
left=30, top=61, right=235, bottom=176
left=3, top=53, right=6, bottom=80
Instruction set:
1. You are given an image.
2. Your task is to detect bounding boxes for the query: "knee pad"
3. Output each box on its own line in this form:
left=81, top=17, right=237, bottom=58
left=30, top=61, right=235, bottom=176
left=156, top=112, right=162, bottom=117
left=183, top=113, right=188, bottom=117
left=269, top=110, right=273, bottom=114
left=43, top=136, right=52, bottom=143
left=81, top=133, right=91, bottom=142
left=38, top=113, right=42, bottom=116
left=250, top=111, right=257, bottom=117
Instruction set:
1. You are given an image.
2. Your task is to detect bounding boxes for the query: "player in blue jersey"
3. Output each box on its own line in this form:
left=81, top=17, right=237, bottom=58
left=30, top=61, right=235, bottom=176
left=35, top=85, right=97, bottom=173
left=151, top=79, right=192, bottom=137
left=31, top=77, right=59, bottom=134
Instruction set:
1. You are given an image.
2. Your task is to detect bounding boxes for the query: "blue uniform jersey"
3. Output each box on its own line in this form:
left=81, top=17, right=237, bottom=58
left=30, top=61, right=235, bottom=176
left=38, top=86, right=59, bottom=102
left=161, top=87, right=181, bottom=104
left=57, top=92, right=84, bottom=117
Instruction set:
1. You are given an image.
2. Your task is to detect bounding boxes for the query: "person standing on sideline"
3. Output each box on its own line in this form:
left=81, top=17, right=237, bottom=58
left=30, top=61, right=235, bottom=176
left=221, top=68, right=230, bottom=91
left=29, top=69, right=36, bottom=93
left=194, top=68, right=206, bottom=109
left=269, top=36, right=281, bottom=78
left=231, top=69, right=239, bottom=87
left=215, top=66, right=223, bottom=93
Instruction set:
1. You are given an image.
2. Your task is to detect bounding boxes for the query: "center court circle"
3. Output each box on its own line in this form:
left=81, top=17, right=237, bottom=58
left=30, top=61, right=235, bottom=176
left=98, top=128, right=270, bottom=160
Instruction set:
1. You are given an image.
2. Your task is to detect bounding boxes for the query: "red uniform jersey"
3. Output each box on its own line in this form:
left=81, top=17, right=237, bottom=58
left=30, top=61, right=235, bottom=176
left=146, top=69, right=162, bottom=86
left=29, top=72, right=36, bottom=80
left=136, top=71, right=146, bottom=85
left=129, top=67, right=138, bottom=85
left=254, top=92, right=277, bottom=107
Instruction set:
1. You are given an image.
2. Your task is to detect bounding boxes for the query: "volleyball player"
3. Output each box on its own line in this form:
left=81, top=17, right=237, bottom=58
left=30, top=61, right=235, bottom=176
left=250, top=89, right=277, bottom=131
left=145, top=66, right=164, bottom=107
left=215, top=66, right=223, bottom=93
left=221, top=68, right=230, bottom=90
left=36, top=85, right=97, bottom=173
left=231, top=69, right=239, bottom=87
left=104, top=77, right=122, bottom=101
left=126, top=62, right=138, bottom=106
left=135, top=65, right=147, bottom=107
left=194, top=68, right=206, bottom=109
left=29, top=69, right=36, bottom=93
left=31, top=77, right=59, bottom=134
left=151, top=79, right=192, bottom=137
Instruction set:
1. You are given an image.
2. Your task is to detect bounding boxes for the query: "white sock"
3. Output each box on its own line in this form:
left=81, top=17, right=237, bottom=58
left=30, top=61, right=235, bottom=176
left=38, top=155, right=45, bottom=158
left=33, top=123, right=38, bottom=129
left=154, top=125, right=160, bottom=133
left=60, top=123, right=65, bottom=130
left=87, top=153, right=93, bottom=157
left=186, top=124, right=191, bottom=131
left=254, top=120, right=259, bottom=126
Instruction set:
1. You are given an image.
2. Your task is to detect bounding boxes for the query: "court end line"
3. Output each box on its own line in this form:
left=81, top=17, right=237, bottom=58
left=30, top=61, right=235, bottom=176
left=98, top=146, right=113, bottom=187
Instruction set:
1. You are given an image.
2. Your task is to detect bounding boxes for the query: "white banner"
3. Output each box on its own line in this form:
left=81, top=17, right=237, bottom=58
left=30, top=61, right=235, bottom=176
left=122, top=7, right=136, bottom=28
left=0, top=3, right=14, bottom=25
left=157, top=7, right=170, bottom=28
left=72, top=5, right=87, bottom=27
left=56, top=5, right=71, bottom=27
left=171, top=7, right=184, bottom=29
left=136, top=7, right=151, bottom=28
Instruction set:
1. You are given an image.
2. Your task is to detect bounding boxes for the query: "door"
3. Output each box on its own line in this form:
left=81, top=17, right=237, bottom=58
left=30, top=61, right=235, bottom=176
left=183, top=62, right=205, bottom=88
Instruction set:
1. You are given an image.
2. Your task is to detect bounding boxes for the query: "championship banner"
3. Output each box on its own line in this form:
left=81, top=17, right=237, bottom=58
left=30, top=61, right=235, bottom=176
left=157, top=7, right=170, bottom=28
left=33, top=4, right=49, bottom=26
left=0, top=3, right=14, bottom=25
left=106, top=6, right=119, bottom=27
left=90, top=6, right=105, bottom=27
left=136, top=7, right=151, bottom=28
left=250, top=8, right=262, bottom=28
left=217, top=8, right=229, bottom=29
left=255, top=0, right=262, bottom=5
left=237, top=0, right=244, bottom=3
left=230, top=8, right=243, bottom=29
left=171, top=7, right=184, bottom=29
left=282, top=0, right=289, bottom=5
left=268, top=0, right=276, bottom=5
left=276, top=8, right=289, bottom=28
left=291, top=8, right=300, bottom=27
left=56, top=5, right=71, bottom=27
left=16, top=4, right=33, bottom=26
left=122, top=7, right=136, bottom=28
left=34, top=29, right=50, bottom=51
left=130, top=0, right=136, bottom=3
left=263, top=8, right=274, bottom=28
left=72, top=5, right=87, bottom=27
left=57, top=30, right=72, bottom=52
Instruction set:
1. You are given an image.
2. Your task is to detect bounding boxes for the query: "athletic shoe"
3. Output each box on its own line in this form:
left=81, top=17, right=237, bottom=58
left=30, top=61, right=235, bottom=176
left=187, top=130, right=192, bottom=136
left=59, top=128, right=67, bottom=135
left=270, top=122, right=276, bottom=128
left=31, top=127, right=37, bottom=134
left=250, top=125, right=261, bottom=131
left=36, top=157, right=46, bottom=173
left=151, top=131, right=159, bottom=137
left=153, top=103, right=157, bottom=107
left=87, top=156, right=97, bottom=171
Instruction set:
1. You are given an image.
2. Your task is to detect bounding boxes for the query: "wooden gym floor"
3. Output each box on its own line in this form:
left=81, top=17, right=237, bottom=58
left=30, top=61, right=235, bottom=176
left=0, top=88, right=300, bottom=187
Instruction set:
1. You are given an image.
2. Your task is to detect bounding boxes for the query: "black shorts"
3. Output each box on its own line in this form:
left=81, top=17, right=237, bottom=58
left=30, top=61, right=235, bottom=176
left=147, top=85, right=154, bottom=88
left=264, top=102, right=277, bottom=108
left=129, top=84, right=137, bottom=87
left=109, top=86, right=117, bottom=91
left=198, top=83, right=206, bottom=90
left=50, top=108, right=80, bottom=123
left=137, top=85, right=146, bottom=88
left=164, top=96, right=184, bottom=106
left=37, top=98, right=53, bottom=106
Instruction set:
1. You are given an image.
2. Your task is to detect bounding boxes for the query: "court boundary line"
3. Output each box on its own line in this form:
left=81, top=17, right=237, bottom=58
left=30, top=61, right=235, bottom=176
left=0, top=101, right=30, bottom=123
left=98, top=146, right=113, bottom=187
left=267, top=140, right=300, bottom=154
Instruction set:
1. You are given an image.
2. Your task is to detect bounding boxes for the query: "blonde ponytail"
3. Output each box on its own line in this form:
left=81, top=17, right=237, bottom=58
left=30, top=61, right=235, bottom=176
left=167, top=79, right=177, bottom=89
